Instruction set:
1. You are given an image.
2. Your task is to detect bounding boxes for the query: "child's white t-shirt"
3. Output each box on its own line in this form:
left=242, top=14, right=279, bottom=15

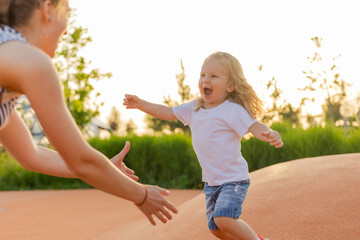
left=172, top=100, right=257, bottom=186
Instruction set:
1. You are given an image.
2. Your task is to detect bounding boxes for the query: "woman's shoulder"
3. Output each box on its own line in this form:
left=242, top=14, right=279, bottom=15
left=0, top=41, right=54, bottom=92
left=0, top=40, right=52, bottom=70
left=0, top=25, right=48, bottom=64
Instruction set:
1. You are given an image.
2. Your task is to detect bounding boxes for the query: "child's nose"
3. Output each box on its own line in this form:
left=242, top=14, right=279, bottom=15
left=202, top=76, right=210, bottom=83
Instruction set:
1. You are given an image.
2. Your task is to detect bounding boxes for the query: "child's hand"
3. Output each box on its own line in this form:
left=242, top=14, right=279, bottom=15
left=261, top=130, right=284, bottom=148
left=123, top=94, right=142, bottom=109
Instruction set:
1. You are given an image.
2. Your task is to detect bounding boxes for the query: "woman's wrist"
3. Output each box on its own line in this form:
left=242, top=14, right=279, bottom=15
left=135, top=184, right=148, bottom=206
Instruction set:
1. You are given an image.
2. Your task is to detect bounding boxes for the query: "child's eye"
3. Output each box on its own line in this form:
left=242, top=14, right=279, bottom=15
left=200, top=74, right=205, bottom=78
left=212, top=75, right=218, bottom=78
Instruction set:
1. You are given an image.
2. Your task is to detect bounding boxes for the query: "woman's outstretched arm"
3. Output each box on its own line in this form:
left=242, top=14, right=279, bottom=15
left=0, top=42, right=177, bottom=225
left=0, top=113, right=137, bottom=181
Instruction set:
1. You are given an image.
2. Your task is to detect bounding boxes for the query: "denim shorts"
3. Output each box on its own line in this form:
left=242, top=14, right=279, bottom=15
left=203, top=179, right=250, bottom=230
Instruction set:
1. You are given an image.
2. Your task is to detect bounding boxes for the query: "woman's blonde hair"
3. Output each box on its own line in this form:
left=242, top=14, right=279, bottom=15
left=196, top=51, right=264, bottom=119
left=0, top=0, right=62, bottom=27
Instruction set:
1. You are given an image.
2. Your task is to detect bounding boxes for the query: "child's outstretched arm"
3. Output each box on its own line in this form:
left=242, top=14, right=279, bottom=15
left=123, top=94, right=177, bottom=120
left=248, top=122, right=284, bottom=148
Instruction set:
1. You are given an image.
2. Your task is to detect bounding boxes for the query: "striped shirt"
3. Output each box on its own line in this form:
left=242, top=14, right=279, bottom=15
left=0, top=25, right=28, bottom=129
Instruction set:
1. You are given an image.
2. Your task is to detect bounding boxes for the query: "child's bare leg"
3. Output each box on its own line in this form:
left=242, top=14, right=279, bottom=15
left=214, top=217, right=258, bottom=240
left=210, top=229, right=238, bottom=240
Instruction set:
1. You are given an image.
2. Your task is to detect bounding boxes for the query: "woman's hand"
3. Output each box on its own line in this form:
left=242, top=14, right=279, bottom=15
left=136, top=185, right=178, bottom=225
left=110, top=141, right=138, bottom=181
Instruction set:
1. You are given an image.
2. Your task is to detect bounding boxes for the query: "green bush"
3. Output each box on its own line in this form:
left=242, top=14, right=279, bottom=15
left=89, top=134, right=202, bottom=189
left=0, top=152, right=91, bottom=190
left=0, top=123, right=359, bottom=190
left=242, top=123, right=360, bottom=171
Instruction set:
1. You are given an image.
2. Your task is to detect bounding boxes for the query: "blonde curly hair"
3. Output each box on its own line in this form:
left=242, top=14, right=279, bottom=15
left=196, top=52, right=264, bottom=119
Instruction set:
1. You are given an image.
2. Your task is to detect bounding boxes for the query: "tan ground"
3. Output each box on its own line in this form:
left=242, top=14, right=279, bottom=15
left=0, top=153, right=359, bottom=240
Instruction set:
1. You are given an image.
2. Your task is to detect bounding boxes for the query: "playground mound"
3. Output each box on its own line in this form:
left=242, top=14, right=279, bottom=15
left=0, top=153, right=359, bottom=239
left=96, top=153, right=360, bottom=240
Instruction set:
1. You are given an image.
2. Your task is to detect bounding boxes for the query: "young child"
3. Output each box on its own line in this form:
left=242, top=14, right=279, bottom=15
left=123, top=51, right=283, bottom=240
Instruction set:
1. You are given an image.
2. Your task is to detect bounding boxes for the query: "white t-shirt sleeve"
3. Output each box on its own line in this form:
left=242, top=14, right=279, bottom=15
left=229, top=104, right=257, bottom=137
left=172, top=100, right=195, bottom=126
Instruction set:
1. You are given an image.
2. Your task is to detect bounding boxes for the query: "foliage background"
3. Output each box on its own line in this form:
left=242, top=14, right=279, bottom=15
left=1, top=123, right=359, bottom=190
left=2, top=15, right=360, bottom=191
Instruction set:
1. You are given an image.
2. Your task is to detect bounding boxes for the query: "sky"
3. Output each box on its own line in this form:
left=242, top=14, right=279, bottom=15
left=70, top=0, right=360, bottom=133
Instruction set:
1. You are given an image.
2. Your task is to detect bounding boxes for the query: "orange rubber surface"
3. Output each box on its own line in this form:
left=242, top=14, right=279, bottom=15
left=1, top=153, right=359, bottom=239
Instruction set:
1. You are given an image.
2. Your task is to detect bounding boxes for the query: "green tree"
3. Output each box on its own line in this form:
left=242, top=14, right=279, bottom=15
left=146, top=59, right=192, bottom=134
left=259, top=67, right=300, bottom=127
left=299, top=37, right=351, bottom=125
left=107, top=106, right=121, bottom=132
left=107, top=106, right=137, bottom=135
left=54, top=13, right=112, bottom=131
left=125, top=119, right=137, bottom=135
left=261, top=76, right=283, bottom=124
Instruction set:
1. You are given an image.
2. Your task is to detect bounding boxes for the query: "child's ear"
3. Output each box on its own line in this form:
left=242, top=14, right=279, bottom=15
left=226, top=84, right=235, bottom=93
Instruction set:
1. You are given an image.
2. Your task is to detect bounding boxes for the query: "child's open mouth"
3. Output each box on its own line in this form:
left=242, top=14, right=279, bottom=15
left=203, top=88, right=213, bottom=96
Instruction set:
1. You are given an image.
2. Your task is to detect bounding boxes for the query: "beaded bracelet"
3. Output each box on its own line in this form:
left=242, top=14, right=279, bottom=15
left=135, top=185, right=148, bottom=206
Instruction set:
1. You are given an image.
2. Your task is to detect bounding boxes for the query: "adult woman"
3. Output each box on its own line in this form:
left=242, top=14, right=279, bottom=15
left=0, top=0, right=177, bottom=225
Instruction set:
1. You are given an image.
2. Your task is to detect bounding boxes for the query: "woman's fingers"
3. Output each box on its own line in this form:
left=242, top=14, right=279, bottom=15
left=145, top=212, right=156, bottom=226
left=138, top=185, right=178, bottom=225
left=119, top=141, right=130, bottom=159
left=125, top=167, right=135, bottom=175
left=110, top=141, right=130, bottom=166
left=163, top=199, right=178, bottom=214
left=157, top=186, right=170, bottom=196
left=148, top=205, right=174, bottom=224
left=156, top=186, right=178, bottom=214
left=126, top=171, right=139, bottom=181
left=160, top=205, right=173, bottom=220
left=153, top=211, right=168, bottom=224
